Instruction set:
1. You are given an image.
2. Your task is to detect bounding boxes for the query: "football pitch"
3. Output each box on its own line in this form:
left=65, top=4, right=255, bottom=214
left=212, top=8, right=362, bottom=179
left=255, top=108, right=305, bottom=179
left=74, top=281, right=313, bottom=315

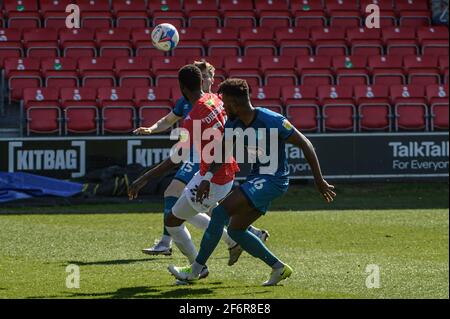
left=0, top=183, right=448, bottom=299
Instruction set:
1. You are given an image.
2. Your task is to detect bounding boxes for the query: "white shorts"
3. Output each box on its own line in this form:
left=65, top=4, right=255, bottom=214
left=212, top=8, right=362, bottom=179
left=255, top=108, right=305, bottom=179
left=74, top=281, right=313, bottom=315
left=171, top=171, right=233, bottom=220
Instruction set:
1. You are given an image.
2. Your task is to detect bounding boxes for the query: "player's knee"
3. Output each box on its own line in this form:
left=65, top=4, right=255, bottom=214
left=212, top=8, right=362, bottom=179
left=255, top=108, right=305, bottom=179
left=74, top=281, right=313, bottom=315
left=164, top=211, right=184, bottom=227
left=164, top=180, right=185, bottom=198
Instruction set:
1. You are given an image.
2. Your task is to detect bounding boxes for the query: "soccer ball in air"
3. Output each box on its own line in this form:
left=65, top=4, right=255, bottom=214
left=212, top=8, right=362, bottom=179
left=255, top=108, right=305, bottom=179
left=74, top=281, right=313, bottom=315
left=151, top=23, right=179, bottom=51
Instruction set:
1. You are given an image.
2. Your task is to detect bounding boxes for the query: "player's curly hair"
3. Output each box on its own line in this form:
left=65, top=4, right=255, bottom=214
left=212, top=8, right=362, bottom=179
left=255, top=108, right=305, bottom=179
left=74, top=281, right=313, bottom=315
left=193, top=60, right=215, bottom=77
left=217, top=78, right=250, bottom=99
left=178, top=64, right=202, bottom=91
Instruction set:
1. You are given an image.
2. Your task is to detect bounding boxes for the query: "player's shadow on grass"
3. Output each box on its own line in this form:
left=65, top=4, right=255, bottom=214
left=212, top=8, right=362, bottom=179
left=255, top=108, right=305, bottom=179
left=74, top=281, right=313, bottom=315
left=65, top=258, right=167, bottom=266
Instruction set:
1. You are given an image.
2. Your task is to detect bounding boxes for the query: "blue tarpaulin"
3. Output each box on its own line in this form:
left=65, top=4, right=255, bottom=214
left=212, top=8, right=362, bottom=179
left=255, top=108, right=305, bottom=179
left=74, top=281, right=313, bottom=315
left=0, top=172, right=83, bottom=203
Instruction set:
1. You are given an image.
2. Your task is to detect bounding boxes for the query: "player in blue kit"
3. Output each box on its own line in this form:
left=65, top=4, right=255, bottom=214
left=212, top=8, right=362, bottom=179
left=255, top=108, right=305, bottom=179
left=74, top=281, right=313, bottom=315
left=168, top=79, right=336, bottom=286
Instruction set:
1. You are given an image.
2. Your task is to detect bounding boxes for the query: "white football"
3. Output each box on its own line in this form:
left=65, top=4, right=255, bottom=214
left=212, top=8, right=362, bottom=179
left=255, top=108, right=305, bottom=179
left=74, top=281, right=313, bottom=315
left=151, top=23, right=180, bottom=52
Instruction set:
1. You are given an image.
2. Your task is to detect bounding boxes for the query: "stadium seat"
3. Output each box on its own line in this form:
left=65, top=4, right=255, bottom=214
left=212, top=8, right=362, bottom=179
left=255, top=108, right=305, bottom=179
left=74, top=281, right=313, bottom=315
left=354, top=84, right=392, bottom=131
left=204, top=27, right=241, bottom=56
left=318, top=85, right=356, bottom=132
left=96, top=28, right=133, bottom=57
left=329, top=10, right=362, bottom=28
left=292, top=1, right=326, bottom=28
left=391, top=85, right=428, bottom=131
left=152, top=11, right=186, bottom=29
left=173, top=28, right=205, bottom=57
left=382, top=27, right=419, bottom=55
left=369, top=55, right=406, bottom=85
left=59, top=28, right=97, bottom=58
left=224, top=56, right=262, bottom=87
left=296, top=56, right=334, bottom=86
left=395, top=0, right=429, bottom=12
left=3, top=0, right=38, bottom=12
left=114, top=56, right=152, bottom=87
left=260, top=56, right=297, bottom=86
left=333, top=55, right=369, bottom=85
left=239, top=27, right=277, bottom=56
left=113, top=0, right=148, bottom=29
left=60, top=87, right=99, bottom=134
left=22, top=28, right=60, bottom=58
left=255, top=0, right=290, bottom=28
left=0, top=28, right=23, bottom=67
left=426, top=84, right=449, bottom=131
left=251, top=86, right=283, bottom=114
left=325, top=0, right=359, bottom=12
left=134, top=87, right=172, bottom=127
left=275, top=27, right=313, bottom=56
left=283, top=85, right=320, bottom=132
left=418, top=25, right=450, bottom=56
left=223, top=11, right=257, bottom=29
left=7, top=12, right=41, bottom=29
left=403, top=55, right=441, bottom=85
left=346, top=27, right=383, bottom=56
left=4, top=57, right=42, bottom=101
left=399, top=11, right=431, bottom=27
left=147, top=0, right=182, bottom=12
left=188, top=11, right=221, bottom=29
left=22, top=87, right=61, bottom=135
left=310, top=27, right=348, bottom=56
left=97, top=87, right=136, bottom=134
left=41, top=57, right=79, bottom=89
left=152, top=56, right=187, bottom=86
left=131, top=27, right=166, bottom=58
left=81, top=11, right=114, bottom=29
left=41, top=0, right=73, bottom=28
left=219, top=0, right=254, bottom=12
left=78, top=57, right=116, bottom=88
left=359, top=0, right=393, bottom=11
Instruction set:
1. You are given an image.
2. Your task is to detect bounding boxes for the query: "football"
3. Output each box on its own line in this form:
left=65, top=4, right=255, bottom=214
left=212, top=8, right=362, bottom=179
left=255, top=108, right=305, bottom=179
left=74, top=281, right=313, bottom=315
left=151, top=23, right=180, bottom=52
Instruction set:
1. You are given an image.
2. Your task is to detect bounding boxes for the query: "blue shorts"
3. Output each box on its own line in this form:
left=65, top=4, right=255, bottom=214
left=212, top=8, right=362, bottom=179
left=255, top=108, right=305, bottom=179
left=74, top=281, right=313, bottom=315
left=173, top=161, right=200, bottom=185
left=239, top=175, right=289, bottom=215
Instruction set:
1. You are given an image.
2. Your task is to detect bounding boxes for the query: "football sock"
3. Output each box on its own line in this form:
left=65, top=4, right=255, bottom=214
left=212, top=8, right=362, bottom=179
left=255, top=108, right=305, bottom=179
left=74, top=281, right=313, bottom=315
left=187, top=213, right=236, bottom=248
left=195, top=205, right=230, bottom=266
left=160, top=234, right=172, bottom=247
left=192, top=261, right=204, bottom=276
left=227, top=228, right=279, bottom=267
left=165, top=225, right=197, bottom=264
left=163, top=196, right=178, bottom=237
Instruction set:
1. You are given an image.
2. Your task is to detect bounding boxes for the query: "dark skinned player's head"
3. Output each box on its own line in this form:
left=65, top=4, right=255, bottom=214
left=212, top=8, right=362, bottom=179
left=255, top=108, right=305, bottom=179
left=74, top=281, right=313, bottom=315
left=218, top=78, right=251, bottom=121
left=178, top=64, right=202, bottom=101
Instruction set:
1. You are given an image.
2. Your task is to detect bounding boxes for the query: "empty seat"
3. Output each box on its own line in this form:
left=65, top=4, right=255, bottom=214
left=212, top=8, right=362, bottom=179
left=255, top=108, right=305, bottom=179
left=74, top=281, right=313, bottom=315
left=131, top=27, right=166, bottom=57
left=329, top=10, right=361, bottom=28
left=147, top=0, right=182, bottom=12
left=403, top=55, right=440, bottom=85
left=4, top=57, right=42, bottom=101
left=395, top=0, right=429, bottom=12
left=346, top=27, right=383, bottom=56
left=260, top=56, right=297, bottom=86
left=0, top=28, right=23, bottom=67
left=152, top=11, right=186, bottom=29
left=134, top=87, right=172, bottom=127
left=276, top=27, right=312, bottom=56
left=318, top=85, right=356, bottom=132
left=293, top=1, right=326, bottom=28
left=3, top=0, right=38, bottom=12
left=173, top=27, right=205, bottom=56
left=22, top=87, right=61, bottom=135
left=223, top=11, right=256, bottom=29
left=368, top=55, right=405, bottom=85
left=333, top=55, right=369, bottom=85
left=284, top=85, right=320, bottom=132
left=114, top=56, right=152, bottom=87
left=219, top=0, right=254, bottom=11
left=97, top=87, right=136, bottom=133
left=391, top=85, right=428, bottom=131
left=382, top=27, right=419, bottom=55
left=60, top=87, right=99, bottom=134
left=325, top=0, right=359, bottom=12
left=96, top=28, right=132, bottom=57
left=224, top=56, right=262, bottom=87
left=23, top=28, right=59, bottom=57
left=399, top=10, right=431, bottom=27
left=78, top=57, right=116, bottom=88
left=188, top=11, right=221, bottom=28
left=41, top=0, right=73, bottom=28
left=81, top=11, right=113, bottom=29
left=354, top=84, right=392, bottom=131
left=204, top=27, right=240, bottom=56
left=112, top=0, right=148, bottom=28
left=310, top=26, right=348, bottom=56
left=255, top=0, right=290, bottom=28
left=426, top=84, right=449, bottom=131
left=41, top=57, right=79, bottom=89
left=59, top=28, right=97, bottom=58
left=418, top=26, right=450, bottom=56
left=296, top=56, right=334, bottom=86
left=239, top=27, right=277, bottom=56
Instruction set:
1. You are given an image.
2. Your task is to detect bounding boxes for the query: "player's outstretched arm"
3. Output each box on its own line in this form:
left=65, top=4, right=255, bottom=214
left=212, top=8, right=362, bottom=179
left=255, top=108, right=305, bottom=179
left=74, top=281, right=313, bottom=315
left=287, top=128, right=336, bottom=203
left=133, top=112, right=182, bottom=135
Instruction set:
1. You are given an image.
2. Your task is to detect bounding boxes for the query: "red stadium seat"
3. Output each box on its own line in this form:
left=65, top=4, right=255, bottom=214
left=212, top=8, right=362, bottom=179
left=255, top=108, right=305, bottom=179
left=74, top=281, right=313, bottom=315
left=152, top=11, right=186, bottom=29
left=59, top=28, right=97, bottom=58
left=112, top=0, right=147, bottom=12
left=81, top=11, right=113, bottom=30
left=219, top=0, right=254, bottom=12
left=60, top=87, right=99, bottom=134
left=3, top=0, right=38, bottom=11
left=426, top=84, right=449, bottom=131
left=251, top=86, right=282, bottom=110
left=152, top=56, right=187, bottom=86
left=310, top=27, right=348, bottom=56
left=22, top=28, right=60, bottom=58
left=399, top=11, right=431, bottom=27
left=41, top=57, right=79, bottom=89
left=96, top=28, right=132, bottom=57
left=134, top=87, right=172, bottom=127
left=368, top=55, right=406, bottom=85
left=188, top=11, right=221, bottom=28
left=111, top=0, right=148, bottom=28
left=40, top=0, right=73, bottom=28
left=184, top=0, right=219, bottom=12
left=439, top=55, right=449, bottom=75
left=318, top=85, right=356, bottom=132
left=22, top=87, right=61, bottom=135
left=78, top=57, right=116, bottom=88
left=284, top=85, right=321, bottom=132
left=4, top=57, right=42, bottom=101
left=223, top=11, right=257, bottom=29
left=390, top=85, right=428, bottom=131
left=173, top=27, right=205, bottom=57
left=254, top=0, right=289, bottom=14
left=225, top=56, right=261, bottom=88
left=239, top=27, right=277, bottom=56
left=403, top=55, right=441, bottom=85
left=77, top=0, right=111, bottom=11
left=333, top=55, right=369, bottom=85
left=0, top=29, right=23, bottom=67
left=97, top=87, right=136, bottom=134
left=292, top=2, right=326, bottom=28
left=382, top=27, right=419, bottom=56
left=259, top=11, right=291, bottom=28
left=131, top=27, right=166, bottom=58
left=325, top=0, right=359, bottom=12
left=395, top=0, right=429, bottom=12
left=114, top=56, right=152, bottom=87
left=204, top=27, right=241, bottom=56
left=7, top=12, right=41, bottom=29
left=354, top=84, right=392, bottom=131
left=260, top=56, right=297, bottom=87
left=359, top=0, right=393, bottom=11
left=147, top=0, right=182, bottom=12
left=275, top=27, right=313, bottom=56
left=296, top=56, right=334, bottom=86
left=346, top=27, right=383, bottom=56
left=329, top=10, right=362, bottom=28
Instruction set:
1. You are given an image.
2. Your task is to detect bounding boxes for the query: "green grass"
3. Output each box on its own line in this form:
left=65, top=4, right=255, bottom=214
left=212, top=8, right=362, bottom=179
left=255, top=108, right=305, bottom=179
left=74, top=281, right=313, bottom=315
left=0, top=183, right=448, bottom=299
